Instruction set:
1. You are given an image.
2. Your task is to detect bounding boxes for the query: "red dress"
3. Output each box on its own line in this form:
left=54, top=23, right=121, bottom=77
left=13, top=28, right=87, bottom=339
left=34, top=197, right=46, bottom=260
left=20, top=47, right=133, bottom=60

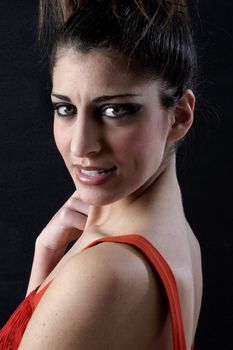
left=0, top=234, right=195, bottom=349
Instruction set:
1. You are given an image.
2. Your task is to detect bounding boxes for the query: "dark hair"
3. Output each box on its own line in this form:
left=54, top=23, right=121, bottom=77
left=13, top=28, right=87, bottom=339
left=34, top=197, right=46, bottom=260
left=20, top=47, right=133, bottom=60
left=39, top=0, right=197, bottom=109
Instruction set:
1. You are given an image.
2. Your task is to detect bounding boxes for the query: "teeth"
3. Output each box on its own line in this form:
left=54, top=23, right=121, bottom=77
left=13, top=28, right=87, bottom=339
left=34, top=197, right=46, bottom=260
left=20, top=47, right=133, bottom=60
left=81, top=169, right=106, bottom=176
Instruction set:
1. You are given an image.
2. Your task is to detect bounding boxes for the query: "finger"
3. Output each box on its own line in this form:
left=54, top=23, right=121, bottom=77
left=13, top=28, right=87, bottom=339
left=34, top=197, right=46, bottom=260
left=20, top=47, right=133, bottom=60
left=72, top=191, right=90, bottom=214
left=59, top=207, right=87, bottom=231
left=66, top=197, right=89, bottom=216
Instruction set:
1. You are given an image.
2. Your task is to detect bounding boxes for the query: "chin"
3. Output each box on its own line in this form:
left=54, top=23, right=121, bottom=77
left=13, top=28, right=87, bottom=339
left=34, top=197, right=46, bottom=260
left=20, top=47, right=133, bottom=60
left=73, top=181, right=121, bottom=206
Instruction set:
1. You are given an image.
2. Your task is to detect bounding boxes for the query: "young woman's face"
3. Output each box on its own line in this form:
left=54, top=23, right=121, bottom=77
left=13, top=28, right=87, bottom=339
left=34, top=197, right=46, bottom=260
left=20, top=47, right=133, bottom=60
left=52, top=49, right=173, bottom=205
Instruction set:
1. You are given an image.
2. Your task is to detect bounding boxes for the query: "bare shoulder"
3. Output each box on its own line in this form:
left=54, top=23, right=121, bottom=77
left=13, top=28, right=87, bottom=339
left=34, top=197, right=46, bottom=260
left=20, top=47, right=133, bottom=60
left=186, top=223, right=203, bottom=280
left=19, top=241, right=166, bottom=350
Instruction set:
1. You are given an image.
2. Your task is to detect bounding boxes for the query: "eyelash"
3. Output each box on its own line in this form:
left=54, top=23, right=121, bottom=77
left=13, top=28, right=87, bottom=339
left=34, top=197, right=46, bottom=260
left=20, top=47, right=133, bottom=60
left=52, top=103, right=141, bottom=120
left=100, top=104, right=141, bottom=119
left=52, top=103, right=77, bottom=117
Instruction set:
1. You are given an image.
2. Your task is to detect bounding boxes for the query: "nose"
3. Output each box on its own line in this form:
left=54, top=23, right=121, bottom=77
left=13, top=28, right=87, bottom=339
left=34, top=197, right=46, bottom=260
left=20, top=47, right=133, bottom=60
left=70, top=111, right=102, bottom=157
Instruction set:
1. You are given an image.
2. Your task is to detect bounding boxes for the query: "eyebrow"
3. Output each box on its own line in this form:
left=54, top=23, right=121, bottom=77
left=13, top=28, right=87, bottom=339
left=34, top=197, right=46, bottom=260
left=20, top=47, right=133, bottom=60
left=51, top=93, right=71, bottom=102
left=51, top=93, right=141, bottom=103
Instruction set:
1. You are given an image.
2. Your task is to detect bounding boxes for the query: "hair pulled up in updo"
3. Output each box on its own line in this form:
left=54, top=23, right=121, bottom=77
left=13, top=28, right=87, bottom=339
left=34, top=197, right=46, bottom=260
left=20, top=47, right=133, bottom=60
left=39, top=0, right=197, bottom=108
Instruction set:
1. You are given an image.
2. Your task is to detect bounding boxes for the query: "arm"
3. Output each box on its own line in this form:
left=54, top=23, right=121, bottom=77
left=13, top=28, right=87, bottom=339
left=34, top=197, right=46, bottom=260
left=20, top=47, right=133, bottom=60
left=26, top=191, right=89, bottom=296
left=20, top=242, right=163, bottom=350
left=26, top=240, right=66, bottom=296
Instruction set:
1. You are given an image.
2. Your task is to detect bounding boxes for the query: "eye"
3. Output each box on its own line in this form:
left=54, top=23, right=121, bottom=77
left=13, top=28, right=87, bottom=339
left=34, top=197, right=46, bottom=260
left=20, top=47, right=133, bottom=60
left=100, top=104, right=141, bottom=119
left=53, top=103, right=77, bottom=117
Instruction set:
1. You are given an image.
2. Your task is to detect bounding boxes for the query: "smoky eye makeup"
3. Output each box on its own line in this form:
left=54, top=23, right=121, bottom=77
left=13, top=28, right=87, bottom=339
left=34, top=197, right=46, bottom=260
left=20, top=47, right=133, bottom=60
left=99, top=103, right=142, bottom=119
left=52, top=102, right=77, bottom=117
left=51, top=100, right=142, bottom=120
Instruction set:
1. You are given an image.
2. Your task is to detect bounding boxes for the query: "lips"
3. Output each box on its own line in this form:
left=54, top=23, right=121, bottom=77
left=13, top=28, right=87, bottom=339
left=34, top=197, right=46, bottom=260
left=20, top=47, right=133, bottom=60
left=80, top=169, right=112, bottom=176
left=75, top=165, right=117, bottom=185
left=80, top=166, right=115, bottom=176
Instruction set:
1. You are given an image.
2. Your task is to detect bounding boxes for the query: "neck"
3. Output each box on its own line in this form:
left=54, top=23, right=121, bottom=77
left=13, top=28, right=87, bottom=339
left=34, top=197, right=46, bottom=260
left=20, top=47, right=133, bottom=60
left=84, top=156, right=184, bottom=236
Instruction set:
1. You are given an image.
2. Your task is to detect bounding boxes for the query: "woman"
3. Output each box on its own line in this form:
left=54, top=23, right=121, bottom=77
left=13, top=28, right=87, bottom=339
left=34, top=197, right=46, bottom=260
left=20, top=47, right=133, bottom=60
left=0, top=0, right=202, bottom=349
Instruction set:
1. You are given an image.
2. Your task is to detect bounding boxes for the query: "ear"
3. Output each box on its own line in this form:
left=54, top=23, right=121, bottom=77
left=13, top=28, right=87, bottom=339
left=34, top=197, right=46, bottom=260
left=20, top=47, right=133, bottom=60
left=167, top=89, right=195, bottom=142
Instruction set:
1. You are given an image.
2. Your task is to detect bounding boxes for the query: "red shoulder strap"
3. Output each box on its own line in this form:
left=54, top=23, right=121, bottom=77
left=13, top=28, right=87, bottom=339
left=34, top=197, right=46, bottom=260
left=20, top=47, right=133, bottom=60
left=83, top=234, right=187, bottom=350
left=33, top=280, right=53, bottom=309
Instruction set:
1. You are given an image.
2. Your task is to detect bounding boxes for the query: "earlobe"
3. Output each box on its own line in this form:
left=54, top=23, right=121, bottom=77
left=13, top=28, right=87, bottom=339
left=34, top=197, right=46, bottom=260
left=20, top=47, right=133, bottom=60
left=168, top=89, right=195, bottom=142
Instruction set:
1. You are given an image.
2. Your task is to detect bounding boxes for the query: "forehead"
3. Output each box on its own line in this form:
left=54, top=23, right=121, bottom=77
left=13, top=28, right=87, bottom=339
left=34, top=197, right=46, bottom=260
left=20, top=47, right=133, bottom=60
left=52, top=48, right=160, bottom=96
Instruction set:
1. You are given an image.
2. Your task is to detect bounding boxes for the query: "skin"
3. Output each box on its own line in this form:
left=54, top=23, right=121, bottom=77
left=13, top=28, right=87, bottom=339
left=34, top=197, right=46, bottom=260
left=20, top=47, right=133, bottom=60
left=52, top=49, right=193, bottom=222
left=21, top=48, right=202, bottom=349
left=53, top=50, right=172, bottom=205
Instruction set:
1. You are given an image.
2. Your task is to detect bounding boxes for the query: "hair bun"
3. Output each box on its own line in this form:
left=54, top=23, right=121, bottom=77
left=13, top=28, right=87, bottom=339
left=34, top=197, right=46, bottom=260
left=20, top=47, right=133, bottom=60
left=39, top=0, right=196, bottom=105
left=40, top=0, right=188, bottom=31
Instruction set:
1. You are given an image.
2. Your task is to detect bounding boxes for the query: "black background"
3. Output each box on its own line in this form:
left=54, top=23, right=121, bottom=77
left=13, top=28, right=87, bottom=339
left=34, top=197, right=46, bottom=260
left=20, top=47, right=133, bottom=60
left=0, top=1, right=232, bottom=349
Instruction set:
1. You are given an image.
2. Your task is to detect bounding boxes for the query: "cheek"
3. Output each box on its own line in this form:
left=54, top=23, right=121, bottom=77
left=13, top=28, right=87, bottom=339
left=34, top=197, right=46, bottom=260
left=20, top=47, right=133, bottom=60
left=53, top=120, right=69, bottom=156
left=110, top=119, right=167, bottom=160
left=110, top=127, right=140, bottom=155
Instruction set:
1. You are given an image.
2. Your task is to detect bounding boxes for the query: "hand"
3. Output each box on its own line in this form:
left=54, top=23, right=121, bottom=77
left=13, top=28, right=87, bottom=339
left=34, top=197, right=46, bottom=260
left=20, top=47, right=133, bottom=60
left=36, top=191, right=89, bottom=252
